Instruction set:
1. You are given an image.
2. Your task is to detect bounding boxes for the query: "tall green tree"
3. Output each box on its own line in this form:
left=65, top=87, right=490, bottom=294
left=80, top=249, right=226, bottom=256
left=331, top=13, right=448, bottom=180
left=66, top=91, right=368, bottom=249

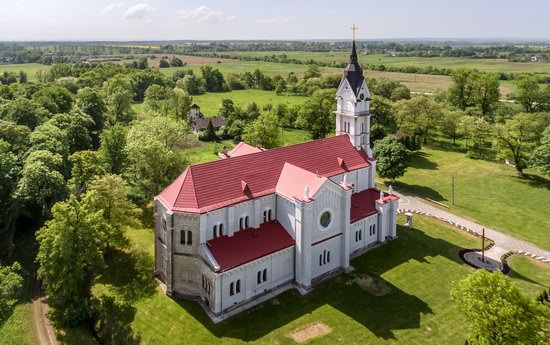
left=173, top=88, right=192, bottom=122
left=303, top=65, right=321, bottom=80
left=48, top=112, right=94, bottom=153
left=451, top=270, right=549, bottom=345
left=440, top=110, right=465, bottom=145
left=36, top=196, right=106, bottom=326
left=394, top=96, right=443, bottom=143
left=0, top=98, right=49, bottom=130
left=372, top=136, right=410, bottom=183
left=532, top=125, right=550, bottom=176
left=102, top=75, right=134, bottom=125
left=0, top=262, right=23, bottom=322
left=458, top=116, right=492, bottom=159
left=99, top=125, right=127, bottom=175
left=32, top=85, right=73, bottom=114
left=0, top=139, right=20, bottom=258
left=200, top=66, right=226, bottom=92
left=513, top=75, right=546, bottom=113
left=83, top=174, right=142, bottom=249
left=494, top=112, right=545, bottom=176
left=475, top=72, right=501, bottom=119
left=296, top=89, right=335, bottom=139
left=243, top=111, right=282, bottom=149
left=76, top=87, right=106, bottom=134
left=370, top=95, right=397, bottom=141
left=447, top=68, right=480, bottom=110
left=68, top=150, right=105, bottom=197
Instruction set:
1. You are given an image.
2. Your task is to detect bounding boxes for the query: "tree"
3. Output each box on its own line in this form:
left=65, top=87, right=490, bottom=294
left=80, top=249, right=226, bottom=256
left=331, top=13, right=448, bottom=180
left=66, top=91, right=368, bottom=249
left=18, top=71, right=28, bottom=84
left=102, top=75, right=134, bottom=125
left=370, top=95, right=397, bottom=142
left=372, top=136, right=410, bottom=183
left=159, top=59, right=170, bottom=68
left=451, top=270, right=549, bottom=345
left=29, top=122, right=70, bottom=159
left=447, top=68, right=480, bottom=110
left=0, top=120, right=31, bottom=157
left=83, top=175, right=141, bottom=249
left=243, top=111, right=282, bottom=149
left=0, top=262, right=23, bottom=322
left=394, top=96, right=443, bottom=143
left=304, top=65, right=321, bottom=80
left=170, top=57, right=184, bottom=67
left=296, top=89, right=335, bottom=139
left=36, top=196, right=106, bottom=326
left=0, top=140, right=20, bottom=257
left=513, top=75, right=546, bottom=113
left=440, top=110, right=465, bottom=145
left=68, top=151, right=105, bottom=197
left=369, top=77, right=411, bottom=101
left=494, top=112, right=545, bottom=176
left=0, top=98, right=49, bottom=130
left=99, top=125, right=127, bottom=175
left=200, top=66, right=226, bottom=92
left=48, top=112, right=94, bottom=153
left=173, top=88, right=192, bottom=122
left=177, top=74, right=204, bottom=95
left=532, top=125, right=550, bottom=176
left=458, top=116, right=492, bottom=159
left=143, top=85, right=174, bottom=116
left=15, top=150, right=67, bottom=217
left=475, top=72, right=501, bottom=119
left=125, top=116, right=190, bottom=199
left=201, top=119, right=218, bottom=142
left=32, top=85, right=73, bottom=114
left=76, top=87, right=106, bottom=134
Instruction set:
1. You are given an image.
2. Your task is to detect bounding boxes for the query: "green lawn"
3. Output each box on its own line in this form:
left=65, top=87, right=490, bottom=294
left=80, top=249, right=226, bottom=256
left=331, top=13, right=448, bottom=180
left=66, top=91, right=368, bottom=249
left=190, top=90, right=309, bottom=115
left=0, top=63, right=51, bottom=82
left=86, top=214, right=549, bottom=345
left=508, top=256, right=550, bottom=296
left=388, top=143, right=550, bottom=251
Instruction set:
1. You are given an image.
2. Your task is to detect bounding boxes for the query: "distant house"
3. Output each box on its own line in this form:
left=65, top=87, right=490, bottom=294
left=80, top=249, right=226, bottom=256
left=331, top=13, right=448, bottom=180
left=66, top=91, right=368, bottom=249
left=189, top=103, right=225, bottom=133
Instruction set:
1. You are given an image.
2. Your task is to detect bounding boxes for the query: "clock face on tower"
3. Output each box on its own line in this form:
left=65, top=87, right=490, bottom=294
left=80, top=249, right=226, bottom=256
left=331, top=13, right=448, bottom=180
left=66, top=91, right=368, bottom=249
left=358, top=93, right=365, bottom=101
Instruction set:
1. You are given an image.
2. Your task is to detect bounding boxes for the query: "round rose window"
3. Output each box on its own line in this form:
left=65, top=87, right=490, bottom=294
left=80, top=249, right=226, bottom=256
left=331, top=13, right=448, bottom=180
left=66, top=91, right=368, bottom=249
left=320, top=211, right=331, bottom=228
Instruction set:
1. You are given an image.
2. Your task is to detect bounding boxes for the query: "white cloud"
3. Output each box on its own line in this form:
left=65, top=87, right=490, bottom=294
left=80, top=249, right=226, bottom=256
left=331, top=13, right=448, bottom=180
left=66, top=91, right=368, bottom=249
left=122, top=3, right=153, bottom=20
left=258, top=16, right=292, bottom=24
left=177, top=6, right=231, bottom=23
left=102, top=3, right=124, bottom=14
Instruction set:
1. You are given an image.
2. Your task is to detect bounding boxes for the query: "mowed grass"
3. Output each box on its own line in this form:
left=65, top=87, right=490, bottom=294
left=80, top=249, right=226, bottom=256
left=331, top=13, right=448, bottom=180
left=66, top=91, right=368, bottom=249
left=191, top=90, right=309, bottom=115
left=388, top=144, right=550, bottom=251
left=89, top=214, right=549, bottom=345
left=0, top=63, right=51, bottom=82
left=508, top=256, right=550, bottom=296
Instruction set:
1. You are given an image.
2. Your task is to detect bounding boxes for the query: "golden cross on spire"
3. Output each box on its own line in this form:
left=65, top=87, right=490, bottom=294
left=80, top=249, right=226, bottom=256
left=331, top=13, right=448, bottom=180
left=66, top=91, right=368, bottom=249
left=350, top=24, right=358, bottom=41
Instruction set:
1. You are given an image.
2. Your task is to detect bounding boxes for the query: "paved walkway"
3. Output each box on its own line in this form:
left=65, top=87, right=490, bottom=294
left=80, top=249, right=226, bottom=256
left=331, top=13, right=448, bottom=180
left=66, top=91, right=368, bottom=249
left=395, top=191, right=550, bottom=264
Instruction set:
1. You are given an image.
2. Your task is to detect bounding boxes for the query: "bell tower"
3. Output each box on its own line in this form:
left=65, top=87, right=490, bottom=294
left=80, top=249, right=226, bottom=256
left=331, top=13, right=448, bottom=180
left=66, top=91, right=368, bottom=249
left=335, top=25, right=372, bottom=155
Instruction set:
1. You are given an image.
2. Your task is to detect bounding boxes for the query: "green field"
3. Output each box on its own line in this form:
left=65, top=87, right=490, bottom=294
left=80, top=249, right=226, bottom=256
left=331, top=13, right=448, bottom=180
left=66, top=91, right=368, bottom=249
left=387, top=142, right=550, bottom=251
left=0, top=63, right=51, bottom=82
left=85, top=214, right=549, bottom=345
left=224, top=51, right=550, bottom=76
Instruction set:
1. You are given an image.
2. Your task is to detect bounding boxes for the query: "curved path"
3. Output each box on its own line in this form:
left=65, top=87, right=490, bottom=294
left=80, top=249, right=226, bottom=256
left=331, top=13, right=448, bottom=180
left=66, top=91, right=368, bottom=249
left=395, top=191, right=550, bottom=264
left=32, top=280, right=58, bottom=345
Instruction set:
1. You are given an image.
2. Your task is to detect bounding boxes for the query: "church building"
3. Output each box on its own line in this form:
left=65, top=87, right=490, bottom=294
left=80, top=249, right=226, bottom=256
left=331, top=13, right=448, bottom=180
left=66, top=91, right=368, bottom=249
left=154, top=38, right=399, bottom=320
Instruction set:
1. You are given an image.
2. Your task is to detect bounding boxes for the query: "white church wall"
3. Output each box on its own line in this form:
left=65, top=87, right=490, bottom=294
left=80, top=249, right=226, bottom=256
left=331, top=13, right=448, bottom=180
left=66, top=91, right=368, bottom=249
left=276, top=195, right=297, bottom=239
left=218, top=246, right=294, bottom=312
left=330, top=168, right=372, bottom=193
left=349, top=214, right=378, bottom=253
left=310, top=184, right=345, bottom=244
left=311, top=235, right=342, bottom=279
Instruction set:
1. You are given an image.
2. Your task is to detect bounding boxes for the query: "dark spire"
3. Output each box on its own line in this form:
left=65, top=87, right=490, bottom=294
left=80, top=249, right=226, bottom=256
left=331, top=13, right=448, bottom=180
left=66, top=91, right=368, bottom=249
left=343, top=38, right=364, bottom=96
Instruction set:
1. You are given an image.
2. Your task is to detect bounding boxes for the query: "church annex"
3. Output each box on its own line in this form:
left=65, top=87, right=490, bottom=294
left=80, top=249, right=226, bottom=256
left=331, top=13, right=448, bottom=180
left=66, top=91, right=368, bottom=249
left=154, top=38, right=399, bottom=320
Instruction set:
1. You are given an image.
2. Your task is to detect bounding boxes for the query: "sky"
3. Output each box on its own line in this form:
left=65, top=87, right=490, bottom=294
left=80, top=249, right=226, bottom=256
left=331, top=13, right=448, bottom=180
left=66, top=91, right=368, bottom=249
left=2, top=0, right=550, bottom=41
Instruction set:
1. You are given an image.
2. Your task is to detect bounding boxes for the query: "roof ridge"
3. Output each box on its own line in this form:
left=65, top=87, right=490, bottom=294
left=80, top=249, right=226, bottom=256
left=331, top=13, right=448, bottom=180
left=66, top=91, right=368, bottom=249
left=185, top=166, right=199, bottom=209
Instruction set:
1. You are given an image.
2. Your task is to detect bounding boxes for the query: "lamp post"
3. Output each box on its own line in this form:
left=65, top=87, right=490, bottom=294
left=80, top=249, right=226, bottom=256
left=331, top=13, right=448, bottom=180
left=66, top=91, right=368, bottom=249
left=481, top=228, right=485, bottom=263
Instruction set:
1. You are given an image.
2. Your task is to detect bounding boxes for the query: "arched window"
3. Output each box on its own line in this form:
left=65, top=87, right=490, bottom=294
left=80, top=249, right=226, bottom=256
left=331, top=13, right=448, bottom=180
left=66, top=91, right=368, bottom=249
left=245, top=216, right=249, bottom=228
left=268, top=210, right=272, bottom=221
left=230, top=282, right=234, bottom=296
left=263, top=211, right=267, bottom=223
left=236, top=280, right=241, bottom=293
left=219, top=223, right=224, bottom=236
left=180, top=230, right=186, bottom=245
left=239, top=217, right=244, bottom=230
left=373, top=224, right=376, bottom=234
left=359, top=230, right=362, bottom=241
left=322, top=250, right=327, bottom=265
left=257, top=271, right=262, bottom=284
left=187, top=231, right=192, bottom=245
left=319, top=254, right=323, bottom=266
left=213, top=225, right=218, bottom=239
left=327, top=251, right=331, bottom=263
left=262, top=269, right=267, bottom=282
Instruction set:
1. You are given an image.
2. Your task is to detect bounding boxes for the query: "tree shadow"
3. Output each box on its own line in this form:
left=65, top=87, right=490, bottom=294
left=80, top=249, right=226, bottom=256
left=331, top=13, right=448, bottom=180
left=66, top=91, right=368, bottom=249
left=167, top=223, right=474, bottom=341
left=511, top=173, right=550, bottom=191
left=393, top=181, right=447, bottom=202
left=88, top=295, right=141, bottom=345
left=409, top=151, right=438, bottom=170
left=96, top=249, right=157, bottom=303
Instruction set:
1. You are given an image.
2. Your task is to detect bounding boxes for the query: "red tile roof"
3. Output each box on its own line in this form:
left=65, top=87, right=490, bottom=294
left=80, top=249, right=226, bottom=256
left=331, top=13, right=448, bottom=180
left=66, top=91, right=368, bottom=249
left=156, top=135, right=371, bottom=213
left=276, top=163, right=328, bottom=202
left=350, top=188, right=399, bottom=223
left=206, top=220, right=295, bottom=272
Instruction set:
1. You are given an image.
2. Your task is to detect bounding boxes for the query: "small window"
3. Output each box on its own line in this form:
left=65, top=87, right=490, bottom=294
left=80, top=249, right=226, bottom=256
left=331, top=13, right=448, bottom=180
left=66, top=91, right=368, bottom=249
left=180, top=230, right=186, bottom=245
left=373, top=224, right=376, bottom=235
left=219, top=223, right=224, bottom=236
left=262, top=269, right=267, bottom=282
left=257, top=271, right=261, bottom=284
left=187, top=231, right=192, bottom=245
left=327, top=251, right=331, bottom=263
left=320, top=211, right=331, bottom=228
left=213, top=225, right=218, bottom=239
left=162, top=217, right=167, bottom=231
left=319, top=254, right=323, bottom=266
left=236, top=280, right=241, bottom=293
left=263, top=211, right=267, bottom=223
left=359, top=230, right=362, bottom=241
left=245, top=216, right=249, bottom=228
left=230, top=282, right=234, bottom=296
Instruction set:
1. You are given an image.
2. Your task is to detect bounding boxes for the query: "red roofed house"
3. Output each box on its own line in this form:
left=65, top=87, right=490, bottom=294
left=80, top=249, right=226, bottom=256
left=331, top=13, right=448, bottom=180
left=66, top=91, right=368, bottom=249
left=154, top=39, right=399, bottom=320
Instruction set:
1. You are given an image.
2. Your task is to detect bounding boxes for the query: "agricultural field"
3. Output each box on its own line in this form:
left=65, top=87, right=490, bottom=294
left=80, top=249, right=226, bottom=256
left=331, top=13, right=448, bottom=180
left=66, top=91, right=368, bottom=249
left=85, top=214, right=549, bottom=345
left=223, top=51, right=550, bottom=76
left=0, top=63, right=51, bottom=82
left=384, top=141, right=550, bottom=251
